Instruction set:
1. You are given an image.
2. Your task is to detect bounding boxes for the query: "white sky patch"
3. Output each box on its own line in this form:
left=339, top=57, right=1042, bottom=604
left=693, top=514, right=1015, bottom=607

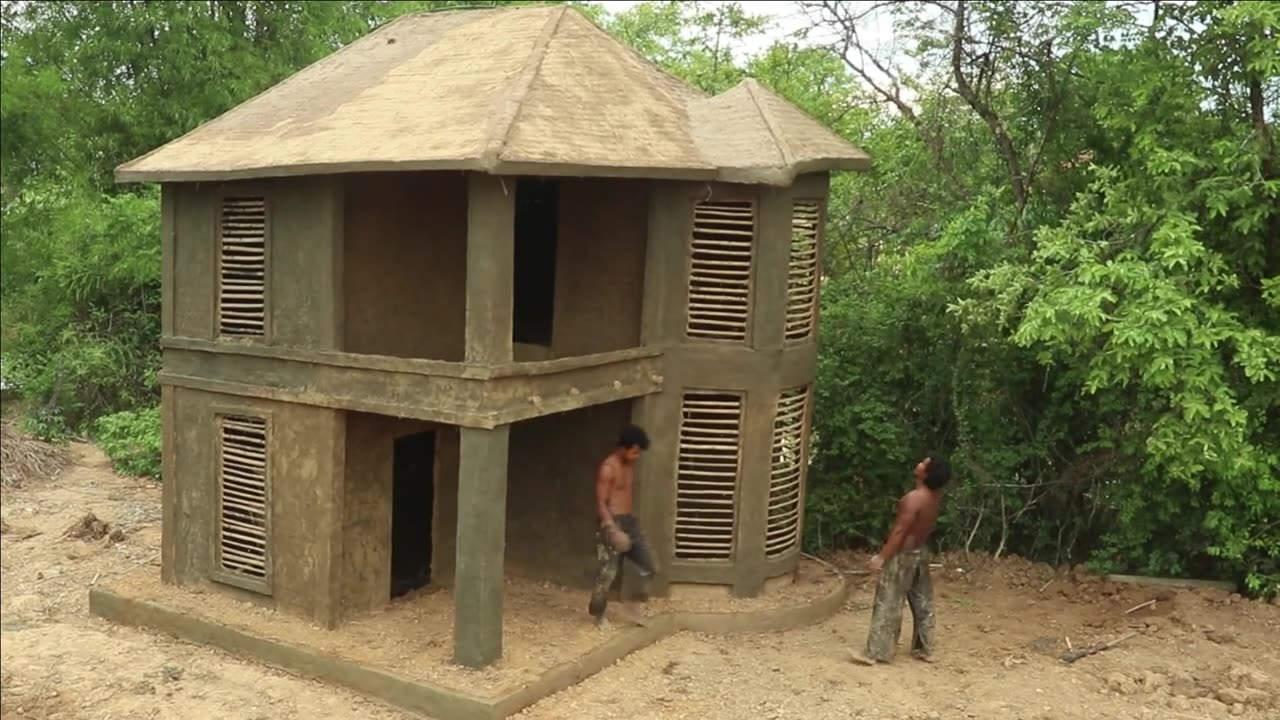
left=597, top=0, right=912, bottom=105
left=597, top=1, right=897, bottom=60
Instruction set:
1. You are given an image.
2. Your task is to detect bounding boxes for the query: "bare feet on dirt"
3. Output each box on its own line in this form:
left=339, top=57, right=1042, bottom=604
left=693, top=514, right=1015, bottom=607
left=612, top=603, right=648, bottom=627
left=848, top=649, right=878, bottom=666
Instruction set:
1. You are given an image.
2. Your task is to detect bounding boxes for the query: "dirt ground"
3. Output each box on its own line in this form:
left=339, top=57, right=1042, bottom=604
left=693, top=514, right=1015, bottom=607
left=104, top=551, right=839, bottom=695
left=3, top=444, right=1278, bottom=720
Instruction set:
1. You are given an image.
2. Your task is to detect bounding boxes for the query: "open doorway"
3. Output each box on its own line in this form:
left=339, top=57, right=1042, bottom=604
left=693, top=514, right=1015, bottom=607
left=513, top=178, right=559, bottom=346
left=391, top=430, right=435, bottom=598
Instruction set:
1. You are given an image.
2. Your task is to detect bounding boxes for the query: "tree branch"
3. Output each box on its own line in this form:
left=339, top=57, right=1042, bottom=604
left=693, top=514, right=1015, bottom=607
left=950, top=0, right=1030, bottom=228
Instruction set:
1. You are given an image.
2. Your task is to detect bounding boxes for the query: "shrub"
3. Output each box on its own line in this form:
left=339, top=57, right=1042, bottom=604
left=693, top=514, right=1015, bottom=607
left=94, top=407, right=161, bottom=479
left=1, top=186, right=161, bottom=439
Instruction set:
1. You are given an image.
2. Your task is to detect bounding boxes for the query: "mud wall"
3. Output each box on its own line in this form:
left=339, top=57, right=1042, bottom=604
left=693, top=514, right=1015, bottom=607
left=343, top=172, right=467, bottom=361
left=340, top=413, right=456, bottom=617
left=166, top=177, right=342, bottom=348
left=549, top=179, right=648, bottom=357
left=162, top=386, right=344, bottom=626
left=503, top=400, right=636, bottom=589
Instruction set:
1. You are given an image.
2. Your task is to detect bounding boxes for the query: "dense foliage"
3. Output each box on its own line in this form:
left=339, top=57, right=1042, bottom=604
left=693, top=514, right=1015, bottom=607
left=2, top=1, right=1275, bottom=595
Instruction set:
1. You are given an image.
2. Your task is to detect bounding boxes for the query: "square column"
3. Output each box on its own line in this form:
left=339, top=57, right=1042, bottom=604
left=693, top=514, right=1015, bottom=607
left=465, top=173, right=515, bottom=364
left=751, top=186, right=793, bottom=352
left=453, top=425, right=510, bottom=667
left=455, top=173, right=515, bottom=667
left=624, top=182, right=690, bottom=599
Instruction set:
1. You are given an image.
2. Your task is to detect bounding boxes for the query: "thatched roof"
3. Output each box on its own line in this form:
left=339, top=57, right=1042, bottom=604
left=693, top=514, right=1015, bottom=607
left=117, top=5, right=870, bottom=185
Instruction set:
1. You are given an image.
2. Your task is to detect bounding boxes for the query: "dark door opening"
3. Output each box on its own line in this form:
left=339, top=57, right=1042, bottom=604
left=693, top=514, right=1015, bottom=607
left=391, top=430, right=435, bottom=599
left=513, top=178, right=559, bottom=346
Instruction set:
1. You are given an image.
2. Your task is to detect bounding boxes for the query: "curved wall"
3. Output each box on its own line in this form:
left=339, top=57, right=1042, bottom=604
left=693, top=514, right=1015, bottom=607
left=633, top=173, right=828, bottom=599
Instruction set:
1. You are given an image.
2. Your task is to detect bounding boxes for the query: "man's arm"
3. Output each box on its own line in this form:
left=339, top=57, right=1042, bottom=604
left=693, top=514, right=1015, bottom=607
left=874, top=493, right=920, bottom=563
left=595, top=461, right=616, bottom=527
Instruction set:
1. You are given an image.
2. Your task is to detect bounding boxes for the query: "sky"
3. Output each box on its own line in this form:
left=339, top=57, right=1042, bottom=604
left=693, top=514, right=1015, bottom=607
left=596, top=1, right=896, bottom=59
left=600, top=1, right=818, bottom=56
left=597, top=0, right=910, bottom=105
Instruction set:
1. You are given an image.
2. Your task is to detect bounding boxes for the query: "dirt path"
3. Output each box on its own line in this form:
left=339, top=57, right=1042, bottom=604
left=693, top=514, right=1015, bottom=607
left=1, top=444, right=413, bottom=720
left=3, top=445, right=1278, bottom=719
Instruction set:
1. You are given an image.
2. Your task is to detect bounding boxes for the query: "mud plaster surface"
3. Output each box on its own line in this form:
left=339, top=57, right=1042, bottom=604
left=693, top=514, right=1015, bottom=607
left=105, top=543, right=839, bottom=696
left=4, top=443, right=1278, bottom=720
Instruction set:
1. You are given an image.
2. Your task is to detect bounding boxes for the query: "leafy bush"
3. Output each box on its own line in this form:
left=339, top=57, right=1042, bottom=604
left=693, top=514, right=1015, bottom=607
left=1, top=186, right=162, bottom=439
left=94, top=407, right=161, bottom=479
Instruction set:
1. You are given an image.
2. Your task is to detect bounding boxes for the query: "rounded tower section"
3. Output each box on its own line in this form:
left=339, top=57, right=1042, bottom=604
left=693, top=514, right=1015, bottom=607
left=637, top=173, right=828, bottom=598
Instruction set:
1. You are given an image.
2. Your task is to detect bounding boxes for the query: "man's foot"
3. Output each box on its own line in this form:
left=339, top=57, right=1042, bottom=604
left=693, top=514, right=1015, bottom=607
left=594, top=616, right=612, bottom=632
left=848, top=650, right=880, bottom=666
left=613, top=603, right=648, bottom=627
left=911, top=651, right=936, bottom=664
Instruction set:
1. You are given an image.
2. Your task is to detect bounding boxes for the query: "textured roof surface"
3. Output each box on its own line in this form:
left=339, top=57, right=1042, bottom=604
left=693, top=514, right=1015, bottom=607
left=117, top=5, right=870, bottom=185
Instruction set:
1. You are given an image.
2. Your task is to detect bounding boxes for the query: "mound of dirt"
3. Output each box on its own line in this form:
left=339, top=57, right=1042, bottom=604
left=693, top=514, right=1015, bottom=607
left=64, top=512, right=111, bottom=541
left=0, top=421, right=69, bottom=489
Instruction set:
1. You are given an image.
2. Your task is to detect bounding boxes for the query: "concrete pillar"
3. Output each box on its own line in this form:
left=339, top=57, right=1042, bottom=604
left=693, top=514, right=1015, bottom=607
left=733, top=388, right=776, bottom=597
left=639, top=182, right=692, bottom=345
left=752, top=186, right=792, bottom=352
left=728, top=187, right=793, bottom=596
left=455, top=173, right=515, bottom=666
left=627, top=391, right=679, bottom=599
left=465, top=173, right=515, bottom=364
left=453, top=425, right=510, bottom=667
left=625, top=181, right=691, bottom=599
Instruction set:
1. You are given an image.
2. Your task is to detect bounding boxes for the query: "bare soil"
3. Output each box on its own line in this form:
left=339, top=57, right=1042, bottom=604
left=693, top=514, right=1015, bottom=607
left=3, top=444, right=1278, bottom=719
left=105, top=552, right=838, bottom=696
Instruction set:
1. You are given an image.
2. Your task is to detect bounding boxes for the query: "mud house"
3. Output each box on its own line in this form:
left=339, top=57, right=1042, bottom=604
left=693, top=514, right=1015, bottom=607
left=116, top=5, right=870, bottom=667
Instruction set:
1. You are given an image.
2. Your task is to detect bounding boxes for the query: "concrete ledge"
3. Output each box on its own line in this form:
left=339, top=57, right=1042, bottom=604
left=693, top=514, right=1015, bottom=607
left=91, top=573, right=848, bottom=719
left=90, top=588, right=491, bottom=720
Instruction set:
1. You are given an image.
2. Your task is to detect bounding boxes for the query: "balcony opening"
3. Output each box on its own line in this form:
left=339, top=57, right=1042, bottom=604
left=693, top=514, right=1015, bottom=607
left=513, top=178, right=559, bottom=347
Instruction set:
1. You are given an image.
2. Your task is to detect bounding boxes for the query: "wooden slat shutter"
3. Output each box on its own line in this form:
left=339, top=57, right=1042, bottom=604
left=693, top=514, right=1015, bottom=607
left=217, top=414, right=271, bottom=590
left=674, top=391, right=743, bottom=560
left=687, top=201, right=754, bottom=342
left=766, top=386, right=809, bottom=557
left=218, top=196, right=268, bottom=337
left=785, top=201, right=821, bottom=341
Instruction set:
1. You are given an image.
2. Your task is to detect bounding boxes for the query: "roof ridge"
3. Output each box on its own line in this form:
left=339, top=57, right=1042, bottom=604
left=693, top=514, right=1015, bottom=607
left=742, top=79, right=794, bottom=169
left=569, top=5, right=708, bottom=103
left=483, top=5, right=567, bottom=170
left=743, top=77, right=867, bottom=156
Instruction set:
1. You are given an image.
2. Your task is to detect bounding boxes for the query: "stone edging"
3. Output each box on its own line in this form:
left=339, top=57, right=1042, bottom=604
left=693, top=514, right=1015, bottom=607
left=89, top=574, right=849, bottom=719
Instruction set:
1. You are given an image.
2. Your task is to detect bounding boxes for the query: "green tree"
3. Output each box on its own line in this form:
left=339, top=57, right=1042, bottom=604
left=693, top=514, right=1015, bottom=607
left=605, top=1, right=769, bottom=93
left=803, top=0, right=1279, bottom=594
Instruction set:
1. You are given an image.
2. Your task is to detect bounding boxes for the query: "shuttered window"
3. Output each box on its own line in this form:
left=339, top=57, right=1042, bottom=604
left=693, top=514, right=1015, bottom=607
left=216, top=414, right=270, bottom=590
left=218, top=196, right=268, bottom=337
left=674, top=391, right=743, bottom=560
left=785, top=201, right=821, bottom=341
left=766, top=386, right=809, bottom=557
left=687, top=201, right=754, bottom=342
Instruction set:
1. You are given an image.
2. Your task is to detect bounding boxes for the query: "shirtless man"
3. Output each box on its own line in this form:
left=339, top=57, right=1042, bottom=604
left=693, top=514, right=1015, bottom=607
left=588, top=425, right=657, bottom=627
left=853, top=454, right=951, bottom=665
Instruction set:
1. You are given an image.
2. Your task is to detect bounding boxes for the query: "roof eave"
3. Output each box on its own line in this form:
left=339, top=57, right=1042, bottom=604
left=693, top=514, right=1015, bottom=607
left=115, top=157, right=725, bottom=185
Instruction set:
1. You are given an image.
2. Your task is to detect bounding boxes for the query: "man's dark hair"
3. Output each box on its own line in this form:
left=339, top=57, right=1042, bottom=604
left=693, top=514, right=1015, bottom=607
left=924, top=454, right=951, bottom=490
left=618, top=425, right=650, bottom=450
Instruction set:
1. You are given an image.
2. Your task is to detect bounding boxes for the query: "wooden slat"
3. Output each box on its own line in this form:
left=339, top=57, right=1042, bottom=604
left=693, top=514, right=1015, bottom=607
left=785, top=201, right=821, bottom=341
left=218, top=415, right=270, bottom=583
left=766, top=387, right=809, bottom=557
left=687, top=201, right=754, bottom=342
left=674, top=392, right=742, bottom=560
left=218, top=196, right=267, bottom=337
